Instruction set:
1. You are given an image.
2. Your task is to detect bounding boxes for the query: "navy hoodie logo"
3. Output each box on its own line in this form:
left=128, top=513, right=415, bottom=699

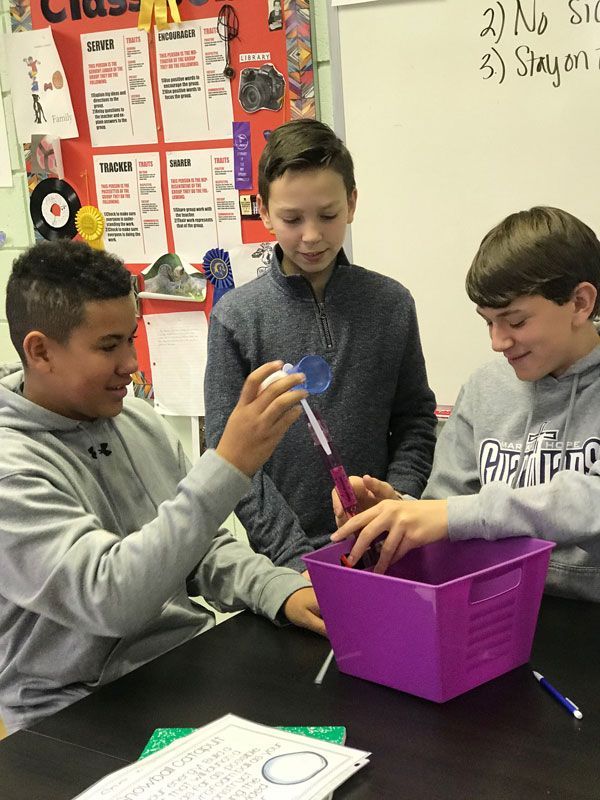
left=480, top=426, right=600, bottom=487
left=88, top=443, right=112, bottom=459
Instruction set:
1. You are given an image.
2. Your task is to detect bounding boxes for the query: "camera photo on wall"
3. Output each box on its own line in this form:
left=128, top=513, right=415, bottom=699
left=239, top=63, right=285, bottom=114
left=267, top=0, right=283, bottom=30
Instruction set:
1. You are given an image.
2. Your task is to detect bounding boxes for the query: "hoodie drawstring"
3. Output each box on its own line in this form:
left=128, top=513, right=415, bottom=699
left=511, top=403, right=534, bottom=489
left=511, top=373, right=579, bottom=488
left=559, top=374, right=579, bottom=472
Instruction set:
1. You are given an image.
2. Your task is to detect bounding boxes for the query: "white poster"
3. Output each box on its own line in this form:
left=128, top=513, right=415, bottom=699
left=0, top=94, right=12, bottom=187
left=155, top=19, right=233, bottom=143
left=144, top=311, right=208, bottom=416
left=166, top=147, right=241, bottom=263
left=93, top=153, right=167, bottom=262
left=4, top=28, right=78, bottom=143
left=81, top=28, right=157, bottom=148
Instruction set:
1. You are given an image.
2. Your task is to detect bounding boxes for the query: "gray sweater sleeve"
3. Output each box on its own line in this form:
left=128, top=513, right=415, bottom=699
left=424, top=382, right=600, bottom=548
left=447, top=467, right=600, bottom=547
left=190, top=530, right=310, bottom=619
left=204, top=314, right=314, bottom=571
left=422, top=384, right=482, bottom=499
left=0, top=449, right=307, bottom=635
left=386, top=295, right=437, bottom=497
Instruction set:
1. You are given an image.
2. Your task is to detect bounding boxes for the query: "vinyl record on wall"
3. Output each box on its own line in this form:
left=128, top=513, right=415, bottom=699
left=29, top=178, right=81, bottom=240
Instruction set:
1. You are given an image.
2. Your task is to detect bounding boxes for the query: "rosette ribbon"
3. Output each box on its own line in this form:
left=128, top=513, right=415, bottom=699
left=75, top=206, right=105, bottom=251
left=202, top=248, right=235, bottom=304
left=138, top=0, right=181, bottom=31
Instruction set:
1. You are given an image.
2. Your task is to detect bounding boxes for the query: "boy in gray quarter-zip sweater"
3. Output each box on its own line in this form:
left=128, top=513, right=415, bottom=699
left=332, top=207, right=600, bottom=601
left=204, top=120, right=437, bottom=571
left=0, top=240, right=325, bottom=735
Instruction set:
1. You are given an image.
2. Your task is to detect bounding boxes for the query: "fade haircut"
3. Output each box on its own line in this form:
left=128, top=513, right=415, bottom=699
left=6, top=239, right=132, bottom=364
left=258, top=119, right=355, bottom=206
left=466, top=206, right=600, bottom=318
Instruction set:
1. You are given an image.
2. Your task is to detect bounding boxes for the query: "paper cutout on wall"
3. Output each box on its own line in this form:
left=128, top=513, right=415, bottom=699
left=29, top=177, right=80, bottom=241
left=227, top=241, right=275, bottom=286
left=142, top=252, right=207, bottom=302
left=5, top=28, right=78, bottom=143
left=30, top=134, right=64, bottom=178
left=238, top=63, right=284, bottom=113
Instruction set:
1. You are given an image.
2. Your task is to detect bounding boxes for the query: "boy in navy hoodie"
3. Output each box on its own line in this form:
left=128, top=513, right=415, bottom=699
left=0, top=239, right=324, bottom=734
left=332, top=206, right=600, bottom=601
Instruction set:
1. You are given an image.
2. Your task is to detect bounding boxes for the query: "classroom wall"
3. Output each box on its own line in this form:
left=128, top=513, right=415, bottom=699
left=331, top=0, right=600, bottom=405
left=0, top=0, right=334, bottom=458
left=0, top=0, right=35, bottom=365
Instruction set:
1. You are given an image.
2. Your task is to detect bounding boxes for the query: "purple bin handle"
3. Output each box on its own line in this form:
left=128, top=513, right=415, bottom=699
left=468, top=565, right=522, bottom=605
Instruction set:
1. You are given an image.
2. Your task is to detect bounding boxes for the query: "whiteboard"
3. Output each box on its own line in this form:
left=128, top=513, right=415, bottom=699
left=335, top=0, right=600, bottom=403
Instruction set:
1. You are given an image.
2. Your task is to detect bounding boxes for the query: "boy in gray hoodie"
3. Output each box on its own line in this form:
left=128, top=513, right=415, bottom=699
left=0, top=240, right=324, bottom=734
left=332, top=207, right=600, bottom=601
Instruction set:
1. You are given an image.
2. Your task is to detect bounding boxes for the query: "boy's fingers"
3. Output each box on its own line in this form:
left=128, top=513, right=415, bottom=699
left=347, top=517, right=390, bottom=566
left=269, top=403, right=304, bottom=439
left=332, top=487, right=344, bottom=517
left=262, top=388, right=307, bottom=427
left=372, top=528, right=402, bottom=574
left=238, top=361, right=285, bottom=405
left=394, top=535, right=417, bottom=564
left=364, top=474, right=396, bottom=501
left=331, top=505, right=377, bottom=541
left=253, top=373, right=307, bottom=414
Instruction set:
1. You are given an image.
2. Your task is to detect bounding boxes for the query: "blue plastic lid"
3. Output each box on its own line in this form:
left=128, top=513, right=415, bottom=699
left=283, top=355, right=332, bottom=394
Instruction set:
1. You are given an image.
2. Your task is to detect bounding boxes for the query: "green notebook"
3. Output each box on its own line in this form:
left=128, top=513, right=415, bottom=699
left=139, top=724, right=347, bottom=759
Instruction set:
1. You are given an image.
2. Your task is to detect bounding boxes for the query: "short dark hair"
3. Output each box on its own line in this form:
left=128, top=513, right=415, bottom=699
left=6, top=239, right=132, bottom=363
left=258, top=119, right=355, bottom=206
left=466, top=207, right=600, bottom=317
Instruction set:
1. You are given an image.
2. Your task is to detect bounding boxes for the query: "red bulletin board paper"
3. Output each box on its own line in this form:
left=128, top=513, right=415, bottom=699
left=22, top=0, right=308, bottom=380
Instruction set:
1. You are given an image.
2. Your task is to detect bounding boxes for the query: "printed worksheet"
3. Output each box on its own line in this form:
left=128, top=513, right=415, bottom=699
left=72, top=714, right=370, bottom=800
left=166, top=147, right=241, bottom=262
left=155, top=19, right=233, bottom=143
left=93, top=152, right=167, bottom=262
left=81, top=28, right=157, bottom=147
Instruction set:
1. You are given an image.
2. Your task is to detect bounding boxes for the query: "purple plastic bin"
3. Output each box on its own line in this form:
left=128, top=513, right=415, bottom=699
left=303, top=537, right=555, bottom=702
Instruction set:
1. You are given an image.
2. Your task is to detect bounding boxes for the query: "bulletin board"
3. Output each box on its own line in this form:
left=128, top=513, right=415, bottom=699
left=332, top=0, right=600, bottom=405
left=7, top=0, right=316, bottom=393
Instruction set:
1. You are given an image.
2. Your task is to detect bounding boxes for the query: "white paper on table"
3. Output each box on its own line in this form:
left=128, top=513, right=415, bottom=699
left=4, top=28, right=78, bottom=143
left=0, top=93, right=12, bottom=187
left=144, top=311, right=207, bottom=416
left=72, top=714, right=370, bottom=800
left=93, top=152, right=167, bottom=262
left=166, top=147, right=241, bottom=262
left=81, top=28, right=157, bottom=148
left=155, top=19, right=233, bottom=143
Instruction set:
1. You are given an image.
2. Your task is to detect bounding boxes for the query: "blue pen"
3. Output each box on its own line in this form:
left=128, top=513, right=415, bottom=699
left=532, top=670, right=583, bottom=719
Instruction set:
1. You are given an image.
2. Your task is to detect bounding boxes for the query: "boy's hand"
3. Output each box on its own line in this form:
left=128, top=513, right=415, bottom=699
left=331, top=499, right=449, bottom=574
left=332, top=474, right=397, bottom=528
left=283, top=587, right=327, bottom=636
left=216, top=362, right=308, bottom=477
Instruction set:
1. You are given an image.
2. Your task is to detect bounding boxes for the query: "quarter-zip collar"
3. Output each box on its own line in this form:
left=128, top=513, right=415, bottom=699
left=268, top=244, right=351, bottom=301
